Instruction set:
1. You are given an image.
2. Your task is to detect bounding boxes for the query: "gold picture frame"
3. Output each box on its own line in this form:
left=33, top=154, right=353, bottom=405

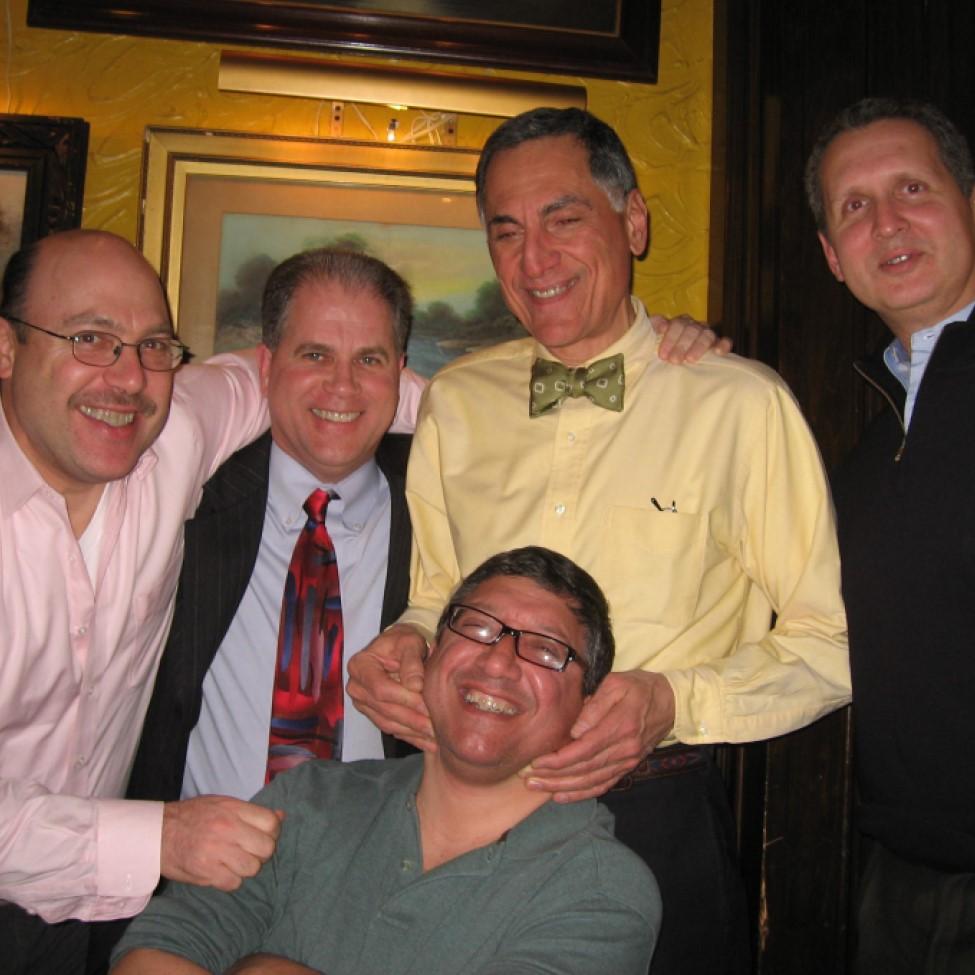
left=139, top=127, right=517, bottom=371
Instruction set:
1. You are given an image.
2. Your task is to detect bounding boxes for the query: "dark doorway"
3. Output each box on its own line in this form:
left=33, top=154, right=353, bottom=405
left=711, top=1, right=975, bottom=971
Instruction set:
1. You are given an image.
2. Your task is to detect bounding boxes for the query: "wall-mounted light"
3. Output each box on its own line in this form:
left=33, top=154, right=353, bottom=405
left=218, top=51, right=587, bottom=118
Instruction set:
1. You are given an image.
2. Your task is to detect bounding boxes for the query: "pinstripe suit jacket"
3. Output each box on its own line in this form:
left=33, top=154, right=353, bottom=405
left=126, top=431, right=413, bottom=802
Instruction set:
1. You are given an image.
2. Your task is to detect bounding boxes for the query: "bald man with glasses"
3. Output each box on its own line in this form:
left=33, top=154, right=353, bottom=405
left=0, top=229, right=281, bottom=975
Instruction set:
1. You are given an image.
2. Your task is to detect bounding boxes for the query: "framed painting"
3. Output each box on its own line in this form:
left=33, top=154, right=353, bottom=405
left=0, top=115, right=89, bottom=275
left=140, top=127, right=521, bottom=374
left=28, top=1, right=661, bottom=82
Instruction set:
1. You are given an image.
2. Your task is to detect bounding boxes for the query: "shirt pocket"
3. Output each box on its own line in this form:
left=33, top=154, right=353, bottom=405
left=602, top=506, right=708, bottom=628
left=125, top=553, right=181, bottom=687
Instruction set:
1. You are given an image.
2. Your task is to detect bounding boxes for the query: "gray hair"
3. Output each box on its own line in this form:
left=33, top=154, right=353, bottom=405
left=805, top=97, right=975, bottom=231
left=261, top=248, right=413, bottom=353
left=435, top=545, right=615, bottom=696
left=475, top=107, right=638, bottom=217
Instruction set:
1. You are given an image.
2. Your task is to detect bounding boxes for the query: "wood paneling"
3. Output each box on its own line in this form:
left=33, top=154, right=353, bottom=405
left=713, top=1, right=975, bottom=970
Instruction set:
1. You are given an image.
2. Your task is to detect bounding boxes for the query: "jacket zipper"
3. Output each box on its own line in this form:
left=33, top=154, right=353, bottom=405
left=853, top=361, right=907, bottom=462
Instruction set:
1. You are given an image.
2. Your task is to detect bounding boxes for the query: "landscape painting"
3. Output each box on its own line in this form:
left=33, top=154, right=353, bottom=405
left=213, top=210, right=522, bottom=377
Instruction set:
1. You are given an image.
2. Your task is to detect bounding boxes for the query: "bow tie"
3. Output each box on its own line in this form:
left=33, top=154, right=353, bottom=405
left=529, top=353, right=625, bottom=416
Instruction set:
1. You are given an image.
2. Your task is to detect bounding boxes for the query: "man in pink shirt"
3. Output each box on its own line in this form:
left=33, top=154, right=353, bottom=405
left=0, top=230, right=281, bottom=975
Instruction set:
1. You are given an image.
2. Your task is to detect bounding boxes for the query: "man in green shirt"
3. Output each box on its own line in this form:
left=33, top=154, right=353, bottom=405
left=111, top=546, right=660, bottom=975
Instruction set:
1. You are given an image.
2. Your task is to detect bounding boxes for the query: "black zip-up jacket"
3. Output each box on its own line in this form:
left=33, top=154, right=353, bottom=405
left=832, top=312, right=975, bottom=873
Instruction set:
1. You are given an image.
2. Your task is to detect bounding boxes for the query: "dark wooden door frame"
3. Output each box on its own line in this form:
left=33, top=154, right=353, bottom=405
left=710, top=2, right=975, bottom=971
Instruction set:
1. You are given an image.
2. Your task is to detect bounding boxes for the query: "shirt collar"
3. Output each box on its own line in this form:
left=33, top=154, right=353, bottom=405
left=0, top=398, right=155, bottom=517
left=884, top=299, right=975, bottom=377
left=0, top=400, right=46, bottom=515
left=531, top=296, right=653, bottom=369
left=267, top=440, right=384, bottom=533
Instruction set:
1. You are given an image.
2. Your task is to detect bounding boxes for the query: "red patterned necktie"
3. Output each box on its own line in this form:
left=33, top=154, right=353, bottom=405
left=266, top=488, right=344, bottom=782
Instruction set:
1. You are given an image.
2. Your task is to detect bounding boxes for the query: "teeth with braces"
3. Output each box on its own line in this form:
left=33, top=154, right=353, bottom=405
left=464, top=690, right=516, bottom=716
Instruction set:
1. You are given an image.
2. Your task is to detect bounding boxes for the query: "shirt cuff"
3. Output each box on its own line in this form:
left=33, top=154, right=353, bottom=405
left=661, top=667, right=724, bottom=744
left=96, top=799, right=164, bottom=901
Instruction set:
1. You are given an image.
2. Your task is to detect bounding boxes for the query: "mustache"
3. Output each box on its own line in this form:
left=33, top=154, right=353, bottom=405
left=68, top=391, right=159, bottom=417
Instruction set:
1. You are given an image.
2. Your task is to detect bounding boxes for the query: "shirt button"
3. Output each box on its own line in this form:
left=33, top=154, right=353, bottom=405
left=400, top=859, right=414, bottom=872
left=76, top=625, right=87, bottom=636
left=555, top=503, right=566, bottom=516
left=75, top=755, right=88, bottom=768
left=567, top=432, right=576, bottom=444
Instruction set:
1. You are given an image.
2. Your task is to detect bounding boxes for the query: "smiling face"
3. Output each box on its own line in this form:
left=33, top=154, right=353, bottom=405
left=259, top=278, right=403, bottom=483
left=422, top=574, right=588, bottom=785
left=481, top=135, right=648, bottom=367
left=818, top=118, right=975, bottom=343
left=0, top=232, right=175, bottom=501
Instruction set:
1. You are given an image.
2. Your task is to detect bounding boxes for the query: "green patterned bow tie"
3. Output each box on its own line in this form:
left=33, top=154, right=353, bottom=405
left=529, top=353, right=625, bottom=416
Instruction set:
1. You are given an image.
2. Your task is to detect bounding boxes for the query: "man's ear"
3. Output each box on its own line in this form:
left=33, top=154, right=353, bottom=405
left=257, top=343, right=272, bottom=394
left=624, top=189, right=650, bottom=258
left=818, top=231, right=845, bottom=282
left=0, top=317, right=17, bottom=380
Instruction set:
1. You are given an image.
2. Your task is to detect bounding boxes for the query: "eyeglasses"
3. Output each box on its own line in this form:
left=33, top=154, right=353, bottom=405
left=445, top=603, right=586, bottom=673
left=3, top=313, right=188, bottom=372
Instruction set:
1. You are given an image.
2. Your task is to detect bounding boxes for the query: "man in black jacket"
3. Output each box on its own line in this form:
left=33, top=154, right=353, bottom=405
left=128, top=247, right=415, bottom=810
left=806, top=97, right=975, bottom=973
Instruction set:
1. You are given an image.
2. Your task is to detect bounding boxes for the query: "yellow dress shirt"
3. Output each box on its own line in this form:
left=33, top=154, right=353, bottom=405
left=400, top=301, right=850, bottom=745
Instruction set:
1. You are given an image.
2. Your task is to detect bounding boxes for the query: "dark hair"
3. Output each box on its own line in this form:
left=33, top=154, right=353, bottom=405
left=261, top=248, right=413, bottom=353
left=435, top=545, right=614, bottom=695
left=475, top=107, right=638, bottom=217
left=1, top=238, right=44, bottom=342
left=805, top=97, right=975, bottom=231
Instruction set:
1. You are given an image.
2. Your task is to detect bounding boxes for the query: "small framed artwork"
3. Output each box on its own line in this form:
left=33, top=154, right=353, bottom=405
left=0, top=115, right=89, bottom=275
left=140, top=127, right=521, bottom=376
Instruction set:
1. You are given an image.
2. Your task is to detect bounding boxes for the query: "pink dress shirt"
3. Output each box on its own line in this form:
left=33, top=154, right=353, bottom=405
left=0, top=354, right=268, bottom=923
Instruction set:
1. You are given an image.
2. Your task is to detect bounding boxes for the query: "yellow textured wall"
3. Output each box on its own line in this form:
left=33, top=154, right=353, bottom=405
left=1, top=0, right=712, bottom=317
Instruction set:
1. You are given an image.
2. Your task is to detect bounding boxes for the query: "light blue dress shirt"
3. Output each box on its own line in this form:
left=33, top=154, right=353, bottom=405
left=883, top=300, right=975, bottom=429
left=182, top=443, right=391, bottom=800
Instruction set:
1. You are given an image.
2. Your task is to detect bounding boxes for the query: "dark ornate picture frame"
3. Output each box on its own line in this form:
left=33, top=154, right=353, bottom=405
left=0, top=114, right=89, bottom=266
left=27, top=1, right=661, bottom=82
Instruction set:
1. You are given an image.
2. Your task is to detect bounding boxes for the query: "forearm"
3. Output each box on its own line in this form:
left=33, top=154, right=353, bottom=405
left=667, top=388, right=850, bottom=743
left=176, top=351, right=270, bottom=479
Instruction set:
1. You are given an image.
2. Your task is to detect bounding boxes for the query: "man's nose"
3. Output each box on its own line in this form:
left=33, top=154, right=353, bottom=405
left=521, top=228, right=559, bottom=278
left=872, top=197, right=909, bottom=238
left=325, top=358, right=359, bottom=391
left=479, top=631, right=522, bottom=677
left=103, top=344, right=147, bottom=392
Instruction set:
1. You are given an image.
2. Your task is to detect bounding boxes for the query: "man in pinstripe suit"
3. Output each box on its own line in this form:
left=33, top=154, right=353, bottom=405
left=128, top=247, right=415, bottom=808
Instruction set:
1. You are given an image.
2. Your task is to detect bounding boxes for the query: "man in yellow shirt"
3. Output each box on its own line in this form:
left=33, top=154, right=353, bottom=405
left=349, top=107, right=850, bottom=974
